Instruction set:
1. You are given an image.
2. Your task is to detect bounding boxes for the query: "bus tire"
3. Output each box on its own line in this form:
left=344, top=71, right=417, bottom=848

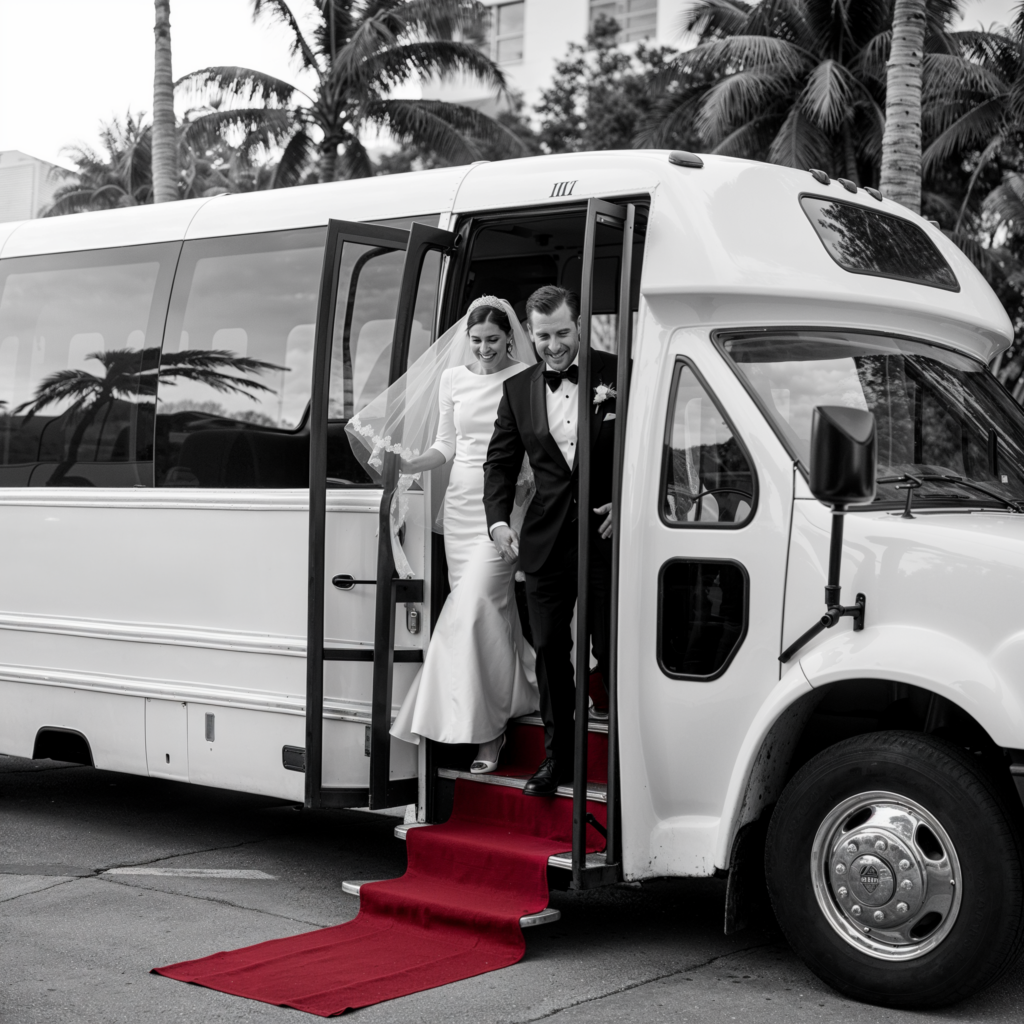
left=765, top=731, right=1024, bottom=1008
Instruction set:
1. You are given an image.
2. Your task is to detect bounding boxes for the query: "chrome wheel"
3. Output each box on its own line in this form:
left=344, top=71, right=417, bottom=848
left=811, top=790, right=962, bottom=961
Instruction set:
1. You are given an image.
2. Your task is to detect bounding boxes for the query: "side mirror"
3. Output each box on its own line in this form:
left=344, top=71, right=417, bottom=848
left=809, top=406, right=877, bottom=510
left=780, top=405, right=875, bottom=664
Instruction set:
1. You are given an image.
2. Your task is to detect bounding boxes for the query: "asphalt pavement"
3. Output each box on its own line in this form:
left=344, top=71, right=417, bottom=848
left=3, top=753, right=1024, bottom=1023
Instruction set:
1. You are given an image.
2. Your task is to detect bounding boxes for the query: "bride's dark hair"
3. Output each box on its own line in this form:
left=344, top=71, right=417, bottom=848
left=467, top=303, right=512, bottom=335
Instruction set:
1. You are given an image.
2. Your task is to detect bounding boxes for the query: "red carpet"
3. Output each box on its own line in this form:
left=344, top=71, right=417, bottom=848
left=154, top=777, right=606, bottom=1016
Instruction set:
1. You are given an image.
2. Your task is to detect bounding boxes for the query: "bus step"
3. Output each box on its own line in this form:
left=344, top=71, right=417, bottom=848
left=394, top=823, right=608, bottom=877
left=435, top=767, right=607, bottom=803
left=341, top=878, right=561, bottom=929
left=510, top=713, right=608, bottom=736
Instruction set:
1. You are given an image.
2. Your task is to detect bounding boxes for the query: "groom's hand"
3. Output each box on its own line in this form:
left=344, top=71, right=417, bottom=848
left=594, top=503, right=614, bottom=539
left=491, top=524, right=520, bottom=564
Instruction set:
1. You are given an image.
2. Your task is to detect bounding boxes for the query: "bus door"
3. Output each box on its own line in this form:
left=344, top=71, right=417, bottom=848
left=573, top=198, right=639, bottom=888
left=305, top=221, right=454, bottom=810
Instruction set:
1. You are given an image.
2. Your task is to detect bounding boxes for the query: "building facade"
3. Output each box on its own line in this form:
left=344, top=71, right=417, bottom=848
left=424, top=0, right=689, bottom=113
left=0, top=151, right=62, bottom=223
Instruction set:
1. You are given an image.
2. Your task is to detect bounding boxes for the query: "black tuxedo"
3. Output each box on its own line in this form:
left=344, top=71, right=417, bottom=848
left=483, top=350, right=617, bottom=764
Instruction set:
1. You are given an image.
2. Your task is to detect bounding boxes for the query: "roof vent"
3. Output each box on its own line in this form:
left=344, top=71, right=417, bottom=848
left=863, top=187, right=883, bottom=202
left=837, top=178, right=858, bottom=193
left=668, top=151, right=704, bottom=169
left=808, top=168, right=830, bottom=185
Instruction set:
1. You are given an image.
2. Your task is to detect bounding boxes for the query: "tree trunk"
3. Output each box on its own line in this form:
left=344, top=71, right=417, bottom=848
left=880, top=0, right=926, bottom=213
left=318, top=142, right=338, bottom=183
left=152, top=0, right=178, bottom=203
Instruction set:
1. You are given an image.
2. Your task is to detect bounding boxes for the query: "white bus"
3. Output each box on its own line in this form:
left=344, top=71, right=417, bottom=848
left=2, top=150, right=1023, bottom=1008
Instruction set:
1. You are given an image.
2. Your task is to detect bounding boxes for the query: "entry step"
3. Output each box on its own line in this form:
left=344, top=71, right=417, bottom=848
left=394, top=823, right=609, bottom=875
left=510, top=713, right=608, bottom=736
left=341, top=879, right=561, bottom=929
left=436, top=767, right=607, bottom=803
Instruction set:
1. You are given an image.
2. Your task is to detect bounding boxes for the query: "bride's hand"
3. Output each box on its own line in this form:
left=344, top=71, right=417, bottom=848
left=491, top=525, right=519, bottom=564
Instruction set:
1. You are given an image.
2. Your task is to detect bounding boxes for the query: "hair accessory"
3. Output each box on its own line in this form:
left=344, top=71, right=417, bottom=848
left=468, top=294, right=507, bottom=312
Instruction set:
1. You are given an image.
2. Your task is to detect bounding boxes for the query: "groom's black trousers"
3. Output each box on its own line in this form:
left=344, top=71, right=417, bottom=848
left=524, top=514, right=611, bottom=765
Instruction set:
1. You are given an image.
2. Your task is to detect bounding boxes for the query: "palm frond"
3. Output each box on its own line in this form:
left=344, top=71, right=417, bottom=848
left=176, top=66, right=303, bottom=106
left=251, top=0, right=321, bottom=71
left=769, top=104, right=831, bottom=167
left=272, top=128, right=316, bottom=187
left=182, top=107, right=294, bottom=151
left=337, top=135, right=374, bottom=179
left=696, top=67, right=796, bottom=144
left=709, top=113, right=782, bottom=158
left=678, top=0, right=753, bottom=40
left=921, top=96, right=1006, bottom=171
left=355, top=40, right=506, bottom=92
left=364, top=98, right=526, bottom=163
left=800, top=59, right=855, bottom=132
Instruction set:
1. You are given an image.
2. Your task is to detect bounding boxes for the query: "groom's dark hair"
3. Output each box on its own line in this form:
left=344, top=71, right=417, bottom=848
left=526, top=285, right=580, bottom=323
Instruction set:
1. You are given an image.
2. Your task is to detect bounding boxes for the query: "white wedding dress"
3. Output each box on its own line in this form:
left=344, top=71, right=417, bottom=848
left=391, top=362, right=539, bottom=745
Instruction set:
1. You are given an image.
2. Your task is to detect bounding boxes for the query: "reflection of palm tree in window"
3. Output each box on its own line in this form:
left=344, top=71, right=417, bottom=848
left=16, top=346, right=283, bottom=484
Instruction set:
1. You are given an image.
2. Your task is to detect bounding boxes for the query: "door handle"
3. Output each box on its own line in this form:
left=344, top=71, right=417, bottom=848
left=331, top=574, right=376, bottom=590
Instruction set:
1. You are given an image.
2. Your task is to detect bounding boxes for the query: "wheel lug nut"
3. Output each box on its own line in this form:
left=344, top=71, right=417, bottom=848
left=846, top=842, right=858, bottom=854
left=875, top=839, right=887, bottom=851
left=873, top=910, right=884, bottom=922
left=835, top=863, right=846, bottom=875
left=899, top=859, right=911, bottom=871
left=851, top=905, right=862, bottom=916
left=897, top=902, right=908, bottom=914
left=900, top=879, right=913, bottom=891
left=837, top=886, right=848, bottom=898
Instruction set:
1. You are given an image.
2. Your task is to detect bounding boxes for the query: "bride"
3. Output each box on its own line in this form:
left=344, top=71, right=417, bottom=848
left=346, top=296, right=539, bottom=773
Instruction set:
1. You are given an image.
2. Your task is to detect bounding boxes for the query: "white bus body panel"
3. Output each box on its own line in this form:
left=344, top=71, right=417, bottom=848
left=1, top=151, right=1019, bottom=873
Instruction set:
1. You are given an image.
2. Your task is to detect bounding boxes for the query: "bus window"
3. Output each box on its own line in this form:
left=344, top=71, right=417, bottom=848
left=660, top=360, right=756, bottom=526
left=658, top=559, right=749, bottom=680
left=0, top=243, right=177, bottom=487
left=155, top=228, right=325, bottom=487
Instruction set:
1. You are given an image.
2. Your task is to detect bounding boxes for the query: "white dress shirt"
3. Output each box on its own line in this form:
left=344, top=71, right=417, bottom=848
left=545, top=359, right=579, bottom=468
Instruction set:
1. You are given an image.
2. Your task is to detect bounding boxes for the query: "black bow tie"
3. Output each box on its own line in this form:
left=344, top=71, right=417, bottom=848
left=543, top=365, right=578, bottom=391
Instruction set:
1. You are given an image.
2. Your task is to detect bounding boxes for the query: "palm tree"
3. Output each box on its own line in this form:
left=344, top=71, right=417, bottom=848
left=920, top=14, right=1024, bottom=228
left=153, top=0, right=179, bottom=203
left=639, top=0, right=967, bottom=187
left=881, top=0, right=928, bottom=211
left=45, top=113, right=154, bottom=215
left=179, top=0, right=525, bottom=185
left=16, top=348, right=282, bottom=484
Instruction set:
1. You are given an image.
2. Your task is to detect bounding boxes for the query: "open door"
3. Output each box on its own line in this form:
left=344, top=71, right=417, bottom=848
left=305, top=220, right=455, bottom=810
left=572, top=198, right=637, bottom=887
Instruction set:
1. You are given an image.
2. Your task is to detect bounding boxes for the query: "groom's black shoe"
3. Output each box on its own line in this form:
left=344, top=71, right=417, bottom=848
left=523, top=758, right=571, bottom=797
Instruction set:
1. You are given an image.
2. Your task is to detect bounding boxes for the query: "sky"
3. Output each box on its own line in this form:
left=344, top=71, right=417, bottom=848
left=0, top=0, right=1020, bottom=169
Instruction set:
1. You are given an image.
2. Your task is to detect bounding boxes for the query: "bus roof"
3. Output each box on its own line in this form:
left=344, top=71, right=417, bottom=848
left=0, top=150, right=1011, bottom=361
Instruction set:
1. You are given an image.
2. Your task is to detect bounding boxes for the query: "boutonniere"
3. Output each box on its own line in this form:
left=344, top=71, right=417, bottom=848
left=593, top=383, right=616, bottom=407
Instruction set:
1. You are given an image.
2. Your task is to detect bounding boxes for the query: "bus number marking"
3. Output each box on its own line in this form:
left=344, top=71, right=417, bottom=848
left=551, top=180, right=577, bottom=198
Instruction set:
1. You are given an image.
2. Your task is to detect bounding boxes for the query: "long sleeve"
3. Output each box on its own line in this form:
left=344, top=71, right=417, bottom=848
left=483, top=383, right=526, bottom=531
left=427, top=368, right=456, bottom=463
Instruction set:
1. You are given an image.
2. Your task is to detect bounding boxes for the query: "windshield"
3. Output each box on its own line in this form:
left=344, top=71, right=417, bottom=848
left=722, top=330, right=1024, bottom=509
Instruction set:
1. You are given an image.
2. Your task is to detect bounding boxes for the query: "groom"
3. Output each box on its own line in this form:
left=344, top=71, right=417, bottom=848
left=483, top=285, right=616, bottom=797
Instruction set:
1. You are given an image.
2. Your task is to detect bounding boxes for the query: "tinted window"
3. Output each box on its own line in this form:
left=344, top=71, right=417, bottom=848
left=800, top=196, right=958, bottom=291
left=156, top=228, right=324, bottom=487
left=326, top=242, right=439, bottom=485
left=661, top=361, right=755, bottom=526
left=658, top=559, right=748, bottom=679
left=724, top=329, right=1024, bottom=510
left=0, top=243, right=177, bottom=487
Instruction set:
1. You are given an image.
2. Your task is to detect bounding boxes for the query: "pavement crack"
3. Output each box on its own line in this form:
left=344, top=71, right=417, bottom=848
left=93, top=837, right=266, bottom=875
left=98, top=874, right=328, bottom=928
left=0, top=876, right=79, bottom=904
left=517, top=942, right=773, bottom=1023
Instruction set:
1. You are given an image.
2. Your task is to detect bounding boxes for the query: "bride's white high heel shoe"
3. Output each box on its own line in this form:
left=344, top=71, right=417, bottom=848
left=470, top=734, right=506, bottom=775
